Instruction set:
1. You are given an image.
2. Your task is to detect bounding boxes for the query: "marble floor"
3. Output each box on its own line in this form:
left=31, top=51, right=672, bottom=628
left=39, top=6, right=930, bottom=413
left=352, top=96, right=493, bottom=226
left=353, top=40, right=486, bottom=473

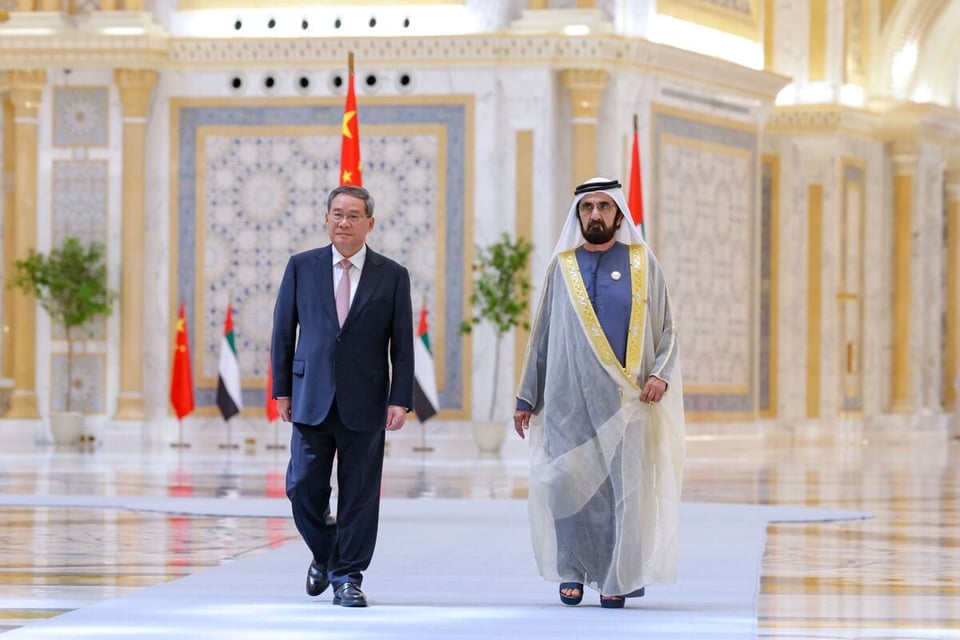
left=0, top=417, right=958, bottom=639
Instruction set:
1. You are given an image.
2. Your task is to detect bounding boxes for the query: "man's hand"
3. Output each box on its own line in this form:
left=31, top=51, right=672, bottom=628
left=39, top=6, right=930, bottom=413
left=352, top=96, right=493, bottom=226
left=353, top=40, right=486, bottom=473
left=513, top=409, right=532, bottom=439
left=640, top=376, right=667, bottom=404
left=276, top=397, right=292, bottom=422
left=385, top=405, right=407, bottom=431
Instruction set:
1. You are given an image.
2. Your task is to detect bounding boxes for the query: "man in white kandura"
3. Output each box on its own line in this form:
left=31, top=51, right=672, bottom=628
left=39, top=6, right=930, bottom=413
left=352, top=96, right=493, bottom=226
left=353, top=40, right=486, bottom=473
left=514, top=177, right=685, bottom=609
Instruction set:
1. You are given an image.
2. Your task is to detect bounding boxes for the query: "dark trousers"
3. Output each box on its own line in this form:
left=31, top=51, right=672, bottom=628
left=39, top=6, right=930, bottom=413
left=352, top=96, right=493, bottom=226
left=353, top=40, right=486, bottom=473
left=286, top=400, right=386, bottom=588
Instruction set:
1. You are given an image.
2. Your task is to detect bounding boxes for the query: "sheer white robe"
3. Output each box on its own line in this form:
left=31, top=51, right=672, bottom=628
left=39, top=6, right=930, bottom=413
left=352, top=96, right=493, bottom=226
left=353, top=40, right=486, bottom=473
left=517, top=243, right=685, bottom=595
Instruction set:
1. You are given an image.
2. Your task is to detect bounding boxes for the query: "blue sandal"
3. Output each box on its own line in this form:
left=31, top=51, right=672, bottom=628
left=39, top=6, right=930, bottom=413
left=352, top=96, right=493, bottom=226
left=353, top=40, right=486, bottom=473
left=600, top=594, right=625, bottom=609
left=559, top=582, right=583, bottom=605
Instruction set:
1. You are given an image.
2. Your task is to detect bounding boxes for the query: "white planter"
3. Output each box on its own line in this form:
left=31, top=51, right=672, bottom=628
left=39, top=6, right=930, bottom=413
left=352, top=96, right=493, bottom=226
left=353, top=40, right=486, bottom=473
left=49, top=411, right=85, bottom=446
left=472, top=419, right=508, bottom=456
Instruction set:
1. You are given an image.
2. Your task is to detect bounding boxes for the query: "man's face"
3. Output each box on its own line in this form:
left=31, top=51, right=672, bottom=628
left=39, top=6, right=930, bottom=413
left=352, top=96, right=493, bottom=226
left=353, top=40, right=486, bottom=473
left=577, top=193, right=622, bottom=244
left=326, top=193, right=374, bottom=257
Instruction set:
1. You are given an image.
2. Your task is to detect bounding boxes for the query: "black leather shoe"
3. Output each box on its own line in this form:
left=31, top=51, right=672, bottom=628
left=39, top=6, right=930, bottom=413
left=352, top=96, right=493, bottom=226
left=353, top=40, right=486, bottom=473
left=306, top=561, right=329, bottom=597
left=332, top=582, right=368, bottom=607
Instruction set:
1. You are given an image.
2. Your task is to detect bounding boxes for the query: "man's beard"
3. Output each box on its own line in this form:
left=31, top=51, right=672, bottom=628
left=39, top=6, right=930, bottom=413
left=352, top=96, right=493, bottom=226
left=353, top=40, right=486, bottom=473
left=580, top=215, right=621, bottom=244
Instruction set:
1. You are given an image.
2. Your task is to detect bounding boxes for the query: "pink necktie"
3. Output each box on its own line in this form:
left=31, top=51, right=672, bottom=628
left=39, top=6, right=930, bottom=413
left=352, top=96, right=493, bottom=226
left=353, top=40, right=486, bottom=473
left=336, top=258, right=352, bottom=327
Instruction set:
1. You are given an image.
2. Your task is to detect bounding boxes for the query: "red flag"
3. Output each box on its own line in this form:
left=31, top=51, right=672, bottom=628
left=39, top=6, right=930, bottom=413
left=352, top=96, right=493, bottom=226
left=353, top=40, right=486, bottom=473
left=628, top=115, right=645, bottom=237
left=265, top=360, right=279, bottom=422
left=169, top=301, right=195, bottom=420
left=340, top=52, right=362, bottom=186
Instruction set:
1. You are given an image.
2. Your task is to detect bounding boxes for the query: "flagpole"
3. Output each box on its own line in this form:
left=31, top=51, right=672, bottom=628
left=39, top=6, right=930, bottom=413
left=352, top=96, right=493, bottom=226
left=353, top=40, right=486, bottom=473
left=266, top=420, right=285, bottom=450
left=413, top=419, right=433, bottom=453
left=219, top=419, right=238, bottom=449
left=413, top=294, right=434, bottom=453
left=170, top=417, right=191, bottom=448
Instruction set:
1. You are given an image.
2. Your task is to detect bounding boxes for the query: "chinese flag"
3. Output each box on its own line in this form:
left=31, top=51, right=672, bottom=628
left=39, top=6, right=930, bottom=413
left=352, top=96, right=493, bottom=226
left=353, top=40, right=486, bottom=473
left=628, top=115, right=645, bottom=238
left=340, top=52, right=362, bottom=186
left=169, top=301, right=195, bottom=420
left=265, top=360, right=279, bottom=422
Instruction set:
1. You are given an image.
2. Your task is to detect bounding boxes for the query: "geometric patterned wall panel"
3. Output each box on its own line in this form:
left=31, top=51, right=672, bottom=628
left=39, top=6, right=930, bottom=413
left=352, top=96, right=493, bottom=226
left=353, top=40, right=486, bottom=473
left=651, top=105, right=760, bottom=417
left=50, top=353, right=105, bottom=413
left=51, top=160, right=109, bottom=341
left=52, top=87, right=109, bottom=148
left=172, top=99, right=471, bottom=416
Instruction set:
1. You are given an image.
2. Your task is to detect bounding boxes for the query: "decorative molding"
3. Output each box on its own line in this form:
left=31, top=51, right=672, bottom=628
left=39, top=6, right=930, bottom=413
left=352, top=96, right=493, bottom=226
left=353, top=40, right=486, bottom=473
left=656, top=0, right=761, bottom=42
left=766, top=106, right=880, bottom=136
left=877, top=102, right=960, bottom=145
left=179, top=0, right=463, bottom=7
left=0, top=34, right=789, bottom=102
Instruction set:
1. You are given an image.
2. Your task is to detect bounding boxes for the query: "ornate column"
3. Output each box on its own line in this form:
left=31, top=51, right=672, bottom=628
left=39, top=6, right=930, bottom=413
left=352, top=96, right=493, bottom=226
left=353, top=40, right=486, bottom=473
left=113, top=69, right=156, bottom=420
left=560, top=69, right=607, bottom=186
left=6, top=70, right=45, bottom=419
left=2, top=94, right=14, bottom=384
left=946, top=166, right=960, bottom=411
left=889, top=142, right=916, bottom=413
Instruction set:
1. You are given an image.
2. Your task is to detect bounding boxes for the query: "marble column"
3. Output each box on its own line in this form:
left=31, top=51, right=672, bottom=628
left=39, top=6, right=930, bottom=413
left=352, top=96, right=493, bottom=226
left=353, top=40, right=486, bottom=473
left=945, top=168, right=960, bottom=411
left=889, top=143, right=915, bottom=414
left=560, top=69, right=607, bottom=186
left=113, top=69, right=156, bottom=420
left=6, top=70, right=45, bottom=419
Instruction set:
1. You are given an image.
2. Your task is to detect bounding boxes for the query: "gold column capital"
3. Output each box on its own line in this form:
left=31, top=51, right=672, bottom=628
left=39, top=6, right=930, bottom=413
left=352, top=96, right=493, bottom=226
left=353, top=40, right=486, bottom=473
left=114, top=69, right=157, bottom=119
left=560, top=69, right=607, bottom=120
left=946, top=175, right=960, bottom=202
left=7, top=70, right=45, bottom=119
left=890, top=141, right=917, bottom=176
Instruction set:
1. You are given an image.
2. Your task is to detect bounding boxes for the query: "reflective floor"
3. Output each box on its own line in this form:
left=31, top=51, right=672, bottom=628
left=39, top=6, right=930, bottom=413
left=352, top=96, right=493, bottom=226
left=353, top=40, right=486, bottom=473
left=0, top=418, right=958, bottom=638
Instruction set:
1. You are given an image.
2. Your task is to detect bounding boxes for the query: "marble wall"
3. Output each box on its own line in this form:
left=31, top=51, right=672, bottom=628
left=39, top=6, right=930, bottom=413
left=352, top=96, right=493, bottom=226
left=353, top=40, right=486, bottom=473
left=2, top=6, right=957, bottom=434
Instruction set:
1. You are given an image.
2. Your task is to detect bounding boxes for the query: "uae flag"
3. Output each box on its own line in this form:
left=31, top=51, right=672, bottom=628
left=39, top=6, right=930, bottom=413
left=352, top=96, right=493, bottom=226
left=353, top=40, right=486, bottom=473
left=216, top=303, right=243, bottom=421
left=628, top=113, right=646, bottom=238
left=169, top=301, right=195, bottom=420
left=340, top=52, right=362, bottom=186
left=412, top=302, right=439, bottom=422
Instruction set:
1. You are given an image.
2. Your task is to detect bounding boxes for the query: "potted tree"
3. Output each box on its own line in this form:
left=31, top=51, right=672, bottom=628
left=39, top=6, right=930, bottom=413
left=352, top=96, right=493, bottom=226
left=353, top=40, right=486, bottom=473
left=11, top=237, right=116, bottom=445
left=461, top=232, right=533, bottom=454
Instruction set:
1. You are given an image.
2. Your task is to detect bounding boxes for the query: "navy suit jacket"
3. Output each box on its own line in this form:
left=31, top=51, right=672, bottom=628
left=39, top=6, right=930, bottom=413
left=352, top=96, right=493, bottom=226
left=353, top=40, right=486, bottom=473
left=271, top=244, right=414, bottom=431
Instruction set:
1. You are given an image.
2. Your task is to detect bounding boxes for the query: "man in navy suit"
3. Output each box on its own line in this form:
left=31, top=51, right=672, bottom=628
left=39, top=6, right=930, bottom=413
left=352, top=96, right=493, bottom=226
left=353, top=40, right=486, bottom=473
left=271, top=184, right=414, bottom=608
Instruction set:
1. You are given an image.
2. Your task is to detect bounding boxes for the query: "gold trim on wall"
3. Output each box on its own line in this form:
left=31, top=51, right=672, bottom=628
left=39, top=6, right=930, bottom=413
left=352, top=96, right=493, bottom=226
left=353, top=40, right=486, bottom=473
left=890, top=170, right=913, bottom=412
left=843, top=0, right=869, bottom=86
left=760, top=154, right=779, bottom=419
left=808, top=0, right=827, bottom=81
left=657, top=0, right=762, bottom=42
left=169, top=95, right=475, bottom=420
left=945, top=191, right=959, bottom=409
left=806, top=184, right=823, bottom=418
left=763, top=0, right=775, bottom=70
left=839, top=158, right=866, bottom=414
left=513, top=130, right=533, bottom=391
